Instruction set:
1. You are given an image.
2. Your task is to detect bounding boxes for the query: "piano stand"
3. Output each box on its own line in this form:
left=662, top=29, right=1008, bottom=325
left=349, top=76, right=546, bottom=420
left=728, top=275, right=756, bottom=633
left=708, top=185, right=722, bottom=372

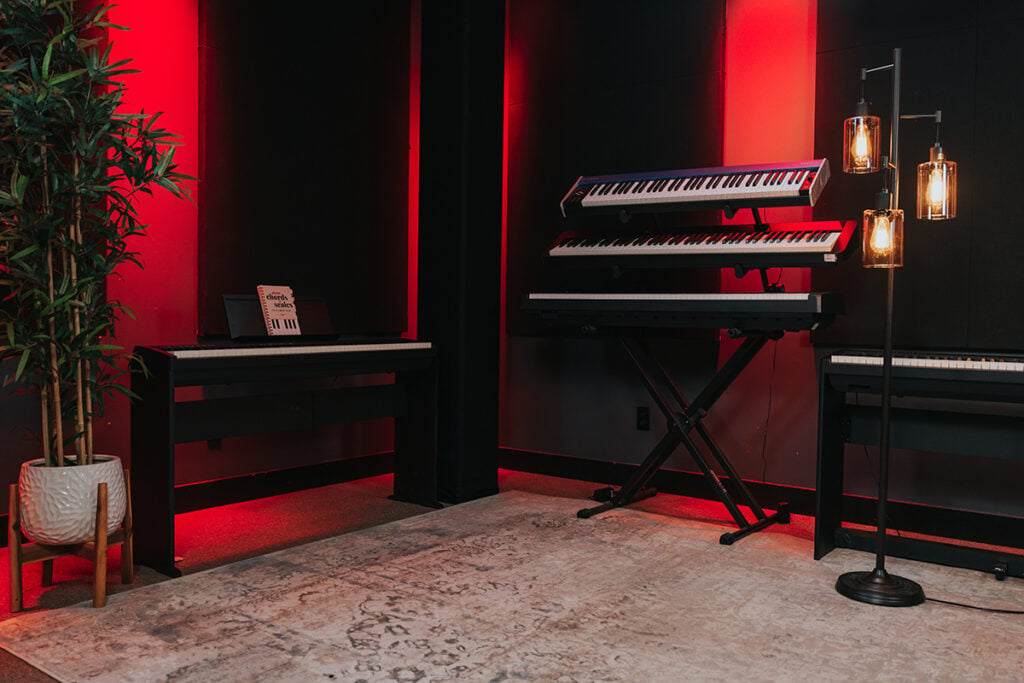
left=130, top=342, right=439, bottom=577
left=577, top=335, right=790, bottom=543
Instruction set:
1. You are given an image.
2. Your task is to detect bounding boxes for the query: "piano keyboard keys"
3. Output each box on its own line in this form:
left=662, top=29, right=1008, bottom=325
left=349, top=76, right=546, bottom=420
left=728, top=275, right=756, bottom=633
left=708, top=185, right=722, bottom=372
left=561, top=159, right=830, bottom=217
left=830, top=353, right=1024, bottom=373
left=167, top=341, right=433, bottom=360
left=543, top=220, right=858, bottom=270
left=549, top=228, right=839, bottom=257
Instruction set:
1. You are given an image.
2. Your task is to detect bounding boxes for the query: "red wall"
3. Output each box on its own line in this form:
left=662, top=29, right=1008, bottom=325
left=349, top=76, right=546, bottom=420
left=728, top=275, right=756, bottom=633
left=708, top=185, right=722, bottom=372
left=98, top=1, right=199, bottom=457
left=105, top=2, right=199, bottom=347
left=708, top=0, right=820, bottom=486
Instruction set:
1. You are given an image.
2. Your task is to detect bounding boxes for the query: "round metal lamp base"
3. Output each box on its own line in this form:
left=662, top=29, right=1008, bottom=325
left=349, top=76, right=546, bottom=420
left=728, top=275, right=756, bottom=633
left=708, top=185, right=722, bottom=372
left=836, top=568, right=924, bottom=607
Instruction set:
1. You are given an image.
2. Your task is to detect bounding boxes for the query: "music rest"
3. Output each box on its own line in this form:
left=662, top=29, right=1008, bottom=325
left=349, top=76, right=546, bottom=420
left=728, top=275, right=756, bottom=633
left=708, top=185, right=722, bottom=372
left=223, top=293, right=336, bottom=340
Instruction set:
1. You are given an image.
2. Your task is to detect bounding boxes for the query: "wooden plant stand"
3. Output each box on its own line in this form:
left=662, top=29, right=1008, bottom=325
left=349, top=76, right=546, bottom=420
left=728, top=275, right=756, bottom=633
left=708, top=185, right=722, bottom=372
left=8, top=469, right=134, bottom=612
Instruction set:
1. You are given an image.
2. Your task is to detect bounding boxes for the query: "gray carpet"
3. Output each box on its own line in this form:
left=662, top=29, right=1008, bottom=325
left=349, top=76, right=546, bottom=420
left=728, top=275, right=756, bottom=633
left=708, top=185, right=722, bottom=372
left=0, top=491, right=1022, bottom=681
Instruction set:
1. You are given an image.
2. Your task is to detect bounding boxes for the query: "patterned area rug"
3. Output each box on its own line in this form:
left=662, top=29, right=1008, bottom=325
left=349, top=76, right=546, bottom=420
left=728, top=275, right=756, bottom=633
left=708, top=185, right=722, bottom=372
left=1, top=491, right=1023, bottom=681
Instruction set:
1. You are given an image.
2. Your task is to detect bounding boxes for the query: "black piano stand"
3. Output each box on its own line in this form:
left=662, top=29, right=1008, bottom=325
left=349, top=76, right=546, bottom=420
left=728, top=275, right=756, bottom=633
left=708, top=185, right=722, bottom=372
left=577, top=334, right=790, bottom=544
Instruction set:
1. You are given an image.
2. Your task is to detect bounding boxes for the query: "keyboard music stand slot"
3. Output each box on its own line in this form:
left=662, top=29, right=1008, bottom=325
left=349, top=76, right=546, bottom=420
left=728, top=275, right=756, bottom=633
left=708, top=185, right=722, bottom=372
left=577, top=334, right=791, bottom=544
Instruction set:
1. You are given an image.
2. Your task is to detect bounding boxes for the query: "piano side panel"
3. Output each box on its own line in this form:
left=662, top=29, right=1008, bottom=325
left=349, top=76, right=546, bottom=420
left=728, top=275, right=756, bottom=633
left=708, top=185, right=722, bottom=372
left=506, top=0, right=725, bottom=336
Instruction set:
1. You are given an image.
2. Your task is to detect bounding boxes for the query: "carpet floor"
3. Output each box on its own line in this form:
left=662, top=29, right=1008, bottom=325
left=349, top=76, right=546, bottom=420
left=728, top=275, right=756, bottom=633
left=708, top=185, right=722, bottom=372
left=1, top=490, right=1023, bottom=681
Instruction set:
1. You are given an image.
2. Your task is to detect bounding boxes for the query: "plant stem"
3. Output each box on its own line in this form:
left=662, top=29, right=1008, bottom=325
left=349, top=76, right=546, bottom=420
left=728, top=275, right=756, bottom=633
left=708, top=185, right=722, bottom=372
left=40, top=384, right=51, bottom=467
left=38, top=144, right=65, bottom=467
left=70, top=156, right=87, bottom=464
left=45, top=242, right=64, bottom=467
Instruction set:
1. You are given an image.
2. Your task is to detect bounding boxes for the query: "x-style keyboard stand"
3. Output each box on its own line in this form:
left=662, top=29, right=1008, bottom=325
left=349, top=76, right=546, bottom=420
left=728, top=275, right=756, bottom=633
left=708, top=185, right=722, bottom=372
left=578, top=333, right=791, bottom=544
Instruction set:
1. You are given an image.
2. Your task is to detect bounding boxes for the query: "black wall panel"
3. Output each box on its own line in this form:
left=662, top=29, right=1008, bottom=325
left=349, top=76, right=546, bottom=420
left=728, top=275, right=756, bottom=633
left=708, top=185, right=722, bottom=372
left=812, top=1, right=1024, bottom=353
left=418, top=0, right=505, bottom=503
left=969, top=14, right=1024, bottom=351
left=199, top=1, right=409, bottom=337
left=506, top=0, right=725, bottom=334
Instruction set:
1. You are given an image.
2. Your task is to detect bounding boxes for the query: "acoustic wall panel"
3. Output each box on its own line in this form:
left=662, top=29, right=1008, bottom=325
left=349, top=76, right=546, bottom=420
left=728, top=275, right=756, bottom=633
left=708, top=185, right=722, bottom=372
left=812, top=2, right=979, bottom=351
left=199, top=2, right=410, bottom=337
left=506, top=0, right=726, bottom=334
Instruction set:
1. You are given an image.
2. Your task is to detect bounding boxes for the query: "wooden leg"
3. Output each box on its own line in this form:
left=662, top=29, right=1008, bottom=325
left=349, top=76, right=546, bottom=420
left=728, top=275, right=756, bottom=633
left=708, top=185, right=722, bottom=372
left=121, top=469, right=134, bottom=585
left=93, top=482, right=108, bottom=608
left=41, top=560, right=53, bottom=587
left=8, top=484, right=22, bottom=613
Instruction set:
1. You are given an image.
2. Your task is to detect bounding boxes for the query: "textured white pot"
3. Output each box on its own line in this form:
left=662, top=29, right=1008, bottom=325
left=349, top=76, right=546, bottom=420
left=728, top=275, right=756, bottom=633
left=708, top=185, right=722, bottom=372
left=18, top=455, right=127, bottom=546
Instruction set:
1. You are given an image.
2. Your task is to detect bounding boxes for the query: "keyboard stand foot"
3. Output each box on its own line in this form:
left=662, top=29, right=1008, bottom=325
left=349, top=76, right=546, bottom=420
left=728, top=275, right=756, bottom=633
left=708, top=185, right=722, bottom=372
left=720, top=502, right=789, bottom=545
left=578, top=487, right=657, bottom=519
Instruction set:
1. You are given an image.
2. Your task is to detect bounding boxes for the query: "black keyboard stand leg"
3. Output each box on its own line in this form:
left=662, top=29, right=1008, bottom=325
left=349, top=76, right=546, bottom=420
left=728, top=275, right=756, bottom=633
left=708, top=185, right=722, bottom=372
left=720, top=503, right=790, bottom=545
left=576, top=336, right=789, bottom=542
left=577, top=429, right=680, bottom=518
left=577, top=487, right=658, bottom=519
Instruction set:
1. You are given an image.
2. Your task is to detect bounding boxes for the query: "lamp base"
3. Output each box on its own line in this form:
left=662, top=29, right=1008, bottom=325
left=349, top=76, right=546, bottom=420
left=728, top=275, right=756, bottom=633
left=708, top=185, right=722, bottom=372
left=836, top=567, right=924, bottom=607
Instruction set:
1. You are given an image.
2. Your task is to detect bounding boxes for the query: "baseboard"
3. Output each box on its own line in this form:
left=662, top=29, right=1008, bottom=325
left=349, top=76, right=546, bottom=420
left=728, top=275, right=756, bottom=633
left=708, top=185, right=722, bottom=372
left=498, top=448, right=1024, bottom=549
left=498, top=448, right=814, bottom=514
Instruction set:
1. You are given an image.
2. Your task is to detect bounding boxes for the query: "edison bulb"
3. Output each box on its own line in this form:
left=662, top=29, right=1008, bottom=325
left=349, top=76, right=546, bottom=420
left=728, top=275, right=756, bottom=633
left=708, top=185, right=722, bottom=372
left=927, top=166, right=946, bottom=210
left=863, top=208, right=903, bottom=267
left=870, top=215, right=892, bottom=255
left=844, top=115, right=879, bottom=173
left=853, top=123, right=871, bottom=165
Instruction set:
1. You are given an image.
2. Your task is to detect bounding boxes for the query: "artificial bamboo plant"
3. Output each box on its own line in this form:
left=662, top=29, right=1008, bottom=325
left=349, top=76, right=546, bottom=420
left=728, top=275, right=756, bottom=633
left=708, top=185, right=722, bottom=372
left=0, top=0, right=193, bottom=466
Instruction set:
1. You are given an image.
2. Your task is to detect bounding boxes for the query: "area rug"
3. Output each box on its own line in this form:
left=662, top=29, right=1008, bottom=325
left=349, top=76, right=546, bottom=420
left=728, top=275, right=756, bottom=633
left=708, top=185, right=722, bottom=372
left=1, top=491, right=1023, bottom=682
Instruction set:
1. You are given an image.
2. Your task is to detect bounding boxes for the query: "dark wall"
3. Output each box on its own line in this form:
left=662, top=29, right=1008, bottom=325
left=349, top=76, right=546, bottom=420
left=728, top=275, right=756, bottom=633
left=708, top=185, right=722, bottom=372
left=199, top=1, right=410, bottom=337
left=501, top=0, right=725, bottom=472
left=812, top=0, right=1024, bottom=353
left=506, top=0, right=725, bottom=333
left=810, top=0, right=1024, bottom=517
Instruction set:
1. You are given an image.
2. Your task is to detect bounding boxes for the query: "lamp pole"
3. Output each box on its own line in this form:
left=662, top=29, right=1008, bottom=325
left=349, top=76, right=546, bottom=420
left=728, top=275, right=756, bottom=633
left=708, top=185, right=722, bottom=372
left=836, top=47, right=925, bottom=607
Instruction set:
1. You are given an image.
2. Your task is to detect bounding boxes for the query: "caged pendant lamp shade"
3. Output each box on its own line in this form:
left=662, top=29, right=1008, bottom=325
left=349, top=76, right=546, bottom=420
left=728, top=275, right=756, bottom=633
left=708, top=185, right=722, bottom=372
left=843, top=100, right=881, bottom=174
left=862, top=208, right=903, bottom=268
left=917, top=142, right=957, bottom=220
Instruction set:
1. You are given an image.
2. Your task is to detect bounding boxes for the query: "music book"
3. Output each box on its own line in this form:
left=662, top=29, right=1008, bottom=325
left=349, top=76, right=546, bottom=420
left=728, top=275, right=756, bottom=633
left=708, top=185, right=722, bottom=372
left=256, top=284, right=302, bottom=336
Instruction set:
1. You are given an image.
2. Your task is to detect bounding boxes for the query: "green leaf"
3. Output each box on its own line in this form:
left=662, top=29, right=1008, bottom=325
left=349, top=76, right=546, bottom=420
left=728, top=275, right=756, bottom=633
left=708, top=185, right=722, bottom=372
left=48, top=68, right=87, bottom=87
left=42, top=43, right=53, bottom=80
left=15, top=349, right=30, bottom=381
left=10, top=245, right=40, bottom=261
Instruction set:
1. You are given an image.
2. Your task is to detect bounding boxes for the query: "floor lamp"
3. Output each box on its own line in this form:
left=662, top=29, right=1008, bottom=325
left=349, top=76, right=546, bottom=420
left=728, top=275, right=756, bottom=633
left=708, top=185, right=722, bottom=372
left=835, top=47, right=958, bottom=607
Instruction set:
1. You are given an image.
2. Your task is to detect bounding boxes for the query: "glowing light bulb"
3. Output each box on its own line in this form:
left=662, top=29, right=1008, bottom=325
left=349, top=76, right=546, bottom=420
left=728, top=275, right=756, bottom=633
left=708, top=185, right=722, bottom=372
left=853, top=123, right=870, bottom=166
left=927, top=166, right=946, bottom=211
left=870, top=215, right=892, bottom=255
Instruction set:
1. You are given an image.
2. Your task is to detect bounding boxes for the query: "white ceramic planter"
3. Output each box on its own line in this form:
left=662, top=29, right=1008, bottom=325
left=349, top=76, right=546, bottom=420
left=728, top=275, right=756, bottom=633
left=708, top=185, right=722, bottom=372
left=18, top=455, right=127, bottom=546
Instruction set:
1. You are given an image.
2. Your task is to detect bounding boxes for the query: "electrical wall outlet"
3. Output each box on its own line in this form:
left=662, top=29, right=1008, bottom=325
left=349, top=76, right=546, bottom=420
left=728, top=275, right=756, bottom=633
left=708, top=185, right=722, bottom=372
left=636, top=406, right=650, bottom=431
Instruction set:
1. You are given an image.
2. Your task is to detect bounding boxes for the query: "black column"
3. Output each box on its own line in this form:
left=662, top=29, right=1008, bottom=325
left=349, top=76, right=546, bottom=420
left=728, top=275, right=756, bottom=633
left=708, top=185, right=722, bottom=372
left=418, top=0, right=504, bottom=503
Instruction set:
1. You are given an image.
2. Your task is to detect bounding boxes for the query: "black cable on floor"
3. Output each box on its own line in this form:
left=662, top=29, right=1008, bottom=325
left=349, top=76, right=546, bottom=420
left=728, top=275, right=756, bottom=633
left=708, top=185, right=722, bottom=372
left=926, top=597, right=1024, bottom=614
